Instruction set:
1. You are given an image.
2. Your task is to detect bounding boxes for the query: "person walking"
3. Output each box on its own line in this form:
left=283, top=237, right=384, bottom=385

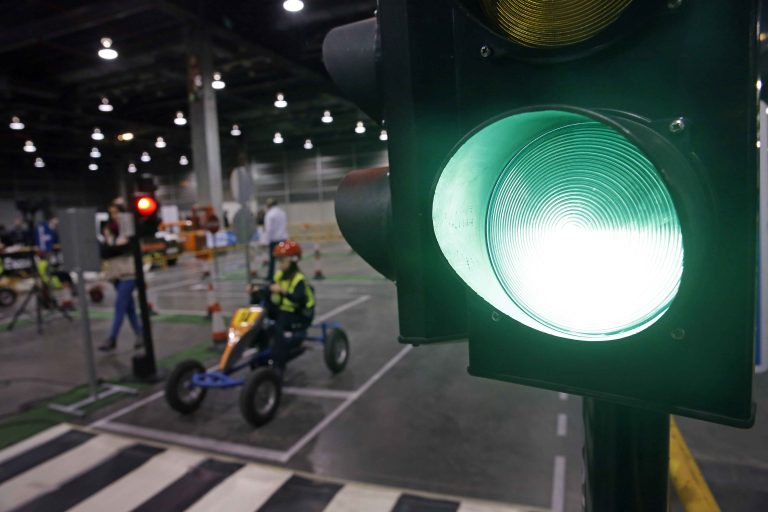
left=98, top=203, right=142, bottom=351
left=264, top=198, right=288, bottom=280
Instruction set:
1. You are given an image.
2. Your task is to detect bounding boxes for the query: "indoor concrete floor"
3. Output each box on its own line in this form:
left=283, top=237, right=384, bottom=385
left=1, top=241, right=767, bottom=510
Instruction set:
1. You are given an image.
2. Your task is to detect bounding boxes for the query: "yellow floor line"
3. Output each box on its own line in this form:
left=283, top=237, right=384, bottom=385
left=669, top=418, right=720, bottom=512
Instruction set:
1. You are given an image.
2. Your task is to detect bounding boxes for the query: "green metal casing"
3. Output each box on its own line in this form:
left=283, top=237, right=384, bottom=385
left=377, top=0, right=758, bottom=425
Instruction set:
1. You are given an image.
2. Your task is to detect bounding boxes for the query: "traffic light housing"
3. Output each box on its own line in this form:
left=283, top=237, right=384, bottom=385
left=133, top=174, right=160, bottom=237
left=329, top=0, right=758, bottom=426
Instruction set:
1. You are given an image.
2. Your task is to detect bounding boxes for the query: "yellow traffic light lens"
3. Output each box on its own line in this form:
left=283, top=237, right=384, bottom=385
left=433, top=109, right=683, bottom=341
left=477, top=0, right=633, bottom=48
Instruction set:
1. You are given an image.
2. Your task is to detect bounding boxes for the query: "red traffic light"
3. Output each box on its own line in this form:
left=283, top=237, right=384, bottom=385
left=135, top=195, right=158, bottom=217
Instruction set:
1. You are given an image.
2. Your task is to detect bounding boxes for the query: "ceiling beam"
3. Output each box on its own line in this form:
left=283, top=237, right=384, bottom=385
left=0, top=0, right=160, bottom=54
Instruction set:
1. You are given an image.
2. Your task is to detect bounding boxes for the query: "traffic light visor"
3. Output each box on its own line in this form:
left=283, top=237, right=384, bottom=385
left=477, top=0, right=633, bottom=48
left=433, top=109, right=684, bottom=341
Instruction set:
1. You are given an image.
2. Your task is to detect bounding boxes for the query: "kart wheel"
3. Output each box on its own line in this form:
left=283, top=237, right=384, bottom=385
left=0, top=288, right=17, bottom=308
left=324, top=328, right=349, bottom=374
left=240, top=367, right=281, bottom=428
left=165, top=360, right=207, bottom=414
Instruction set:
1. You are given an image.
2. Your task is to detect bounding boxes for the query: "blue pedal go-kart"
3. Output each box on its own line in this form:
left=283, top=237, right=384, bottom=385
left=164, top=302, right=349, bottom=427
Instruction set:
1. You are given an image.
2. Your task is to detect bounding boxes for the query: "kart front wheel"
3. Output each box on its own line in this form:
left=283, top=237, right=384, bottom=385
left=324, top=328, right=349, bottom=374
left=240, top=367, right=282, bottom=428
left=165, top=360, right=207, bottom=414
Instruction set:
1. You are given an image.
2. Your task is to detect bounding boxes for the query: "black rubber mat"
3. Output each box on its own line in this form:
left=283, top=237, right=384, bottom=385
left=392, top=493, right=460, bottom=512
left=256, top=475, right=342, bottom=512
left=12, top=443, right=164, bottom=512
left=0, top=430, right=94, bottom=485
left=131, top=458, right=243, bottom=512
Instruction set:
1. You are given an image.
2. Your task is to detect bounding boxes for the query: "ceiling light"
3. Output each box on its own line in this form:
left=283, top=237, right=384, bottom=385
left=231, top=124, right=241, bottom=136
left=283, top=0, right=304, bottom=12
left=155, top=136, right=166, bottom=148
left=128, top=163, right=137, bottom=173
left=117, top=131, right=134, bottom=141
left=274, top=92, right=287, bottom=108
left=23, top=140, right=36, bottom=153
left=90, top=147, right=101, bottom=158
left=273, top=132, right=284, bottom=144
left=212, top=71, right=226, bottom=90
left=9, top=116, right=24, bottom=130
left=141, top=151, right=151, bottom=162
left=355, top=121, right=366, bottom=134
left=174, top=111, right=187, bottom=126
left=304, top=139, right=313, bottom=150
left=98, top=97, right=113, bottom=112
left=34, top=157, right=45, bottom=168
left=88, top=163, right=98, bottom=171
left=321, top=110, right=333, bottom=123
left=179, top=155, right=189, bottom=166
left=379, top=129, right=388, bottom=141
left=98, top=37, right=118, bottom=60
left=91, top=127, right=104, bottom=141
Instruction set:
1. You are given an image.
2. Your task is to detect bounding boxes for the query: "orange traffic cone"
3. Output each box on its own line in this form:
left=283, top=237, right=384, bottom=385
left=206, top=280, right=216, bottom=317
left=313, top=242, right=325, bottom=280
left=210, top=302, right=227, bottom=344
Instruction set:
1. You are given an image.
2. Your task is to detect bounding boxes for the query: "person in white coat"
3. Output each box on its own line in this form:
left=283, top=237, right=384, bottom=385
left=264, top=198, right=288, bottom=280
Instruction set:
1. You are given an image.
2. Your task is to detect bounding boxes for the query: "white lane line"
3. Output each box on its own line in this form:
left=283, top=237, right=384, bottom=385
left=0, top=434, right=133, bottom=510
left=67, top=450, right=206, bottom=512
left=93, top=422, right=289, bottom=462
left=0, top=424, right=71, bottom=465
left=282, top=387, right=354, bottom=400
left=90, top=391, right=164, bottom=428
left=458, top=499, right=539, bottom=512
left=322, top=483, right=400, bottom=512
left=556, top=414, right=568, bottom=437
left=282, top=345, right=412, bottom=461
left=185, top=464, right=292, bottom=512
left=551, top=456, right=566, bottom=512
left=315, top=295, right=371, bottom=322
left=558, top=393, right=568, bottom=401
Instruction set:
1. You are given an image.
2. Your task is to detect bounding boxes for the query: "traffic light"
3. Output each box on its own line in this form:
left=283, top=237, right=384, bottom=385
left=135, top=195, right=158, bottom=217
left=133, top=173, right=160, bottom=237
left=328, top=0, right=758, bottom=426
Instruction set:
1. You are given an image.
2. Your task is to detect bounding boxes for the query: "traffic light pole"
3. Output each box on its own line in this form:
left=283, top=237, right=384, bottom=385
left=583, top=398, right=670, bottom=511
left=130, top=215, right=157, bottom=380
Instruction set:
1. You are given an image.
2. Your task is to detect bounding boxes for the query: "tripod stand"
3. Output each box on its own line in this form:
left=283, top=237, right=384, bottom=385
left=6, top=256, right=73, bottom=334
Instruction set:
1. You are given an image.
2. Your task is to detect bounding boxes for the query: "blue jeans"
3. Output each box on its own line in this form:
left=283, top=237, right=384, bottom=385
left=109, top=279, right=142, bottom=341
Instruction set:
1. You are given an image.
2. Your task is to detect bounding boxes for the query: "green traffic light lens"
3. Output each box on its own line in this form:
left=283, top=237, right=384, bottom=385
left=433, top=110, right=684, bottom=341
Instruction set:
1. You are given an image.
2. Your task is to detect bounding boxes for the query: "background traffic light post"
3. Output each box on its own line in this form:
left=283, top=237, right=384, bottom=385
left=131, top=174, right=159, bottom=380
left=328, top=1, right=759, bottom=510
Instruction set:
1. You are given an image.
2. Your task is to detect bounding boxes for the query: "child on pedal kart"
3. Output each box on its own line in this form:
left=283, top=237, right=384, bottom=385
left=259, top=240, right=315, bottom=373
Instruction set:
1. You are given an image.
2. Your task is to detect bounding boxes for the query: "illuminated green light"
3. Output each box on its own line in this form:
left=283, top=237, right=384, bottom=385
left=433, top=110, right=683, bottom=341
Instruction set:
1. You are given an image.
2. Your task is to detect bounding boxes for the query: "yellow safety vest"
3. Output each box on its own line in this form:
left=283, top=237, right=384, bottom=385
left=271, top=270, right=315, bottom=313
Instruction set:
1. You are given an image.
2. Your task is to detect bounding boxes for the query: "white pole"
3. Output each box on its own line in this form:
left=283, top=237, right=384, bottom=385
left=758, top=100, right=767, bottom=373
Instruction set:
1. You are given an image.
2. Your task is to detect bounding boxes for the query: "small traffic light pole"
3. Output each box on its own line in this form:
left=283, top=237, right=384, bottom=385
left=583, top=399, right=670, bottom=511
left=131, top=208, right=158, bottom=380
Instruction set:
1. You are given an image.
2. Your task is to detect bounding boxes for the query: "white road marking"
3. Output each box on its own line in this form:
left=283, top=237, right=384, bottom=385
left=282, top=345, right=411, bottom=461
left=458, top=499, right=539, bottom=512
left=322, top=483, right=400, bottom=512
left=93, top=421, right=289, bottom=462
left=147, top=278, right=203, bottom=293
left=314, top=295, right=371, bottom=322
left=282, top=387, right=354, bottom=400
left=551, top=456, right=566, bottom=512
left=556, top=414, right=568, bottom=437
left=0, top=424, right=70, bottom=465
left=0, top=434, right=133, bottom=510
left=67, top=450, right=206, bottom=512
left=185, top=464, right=292, bottom=512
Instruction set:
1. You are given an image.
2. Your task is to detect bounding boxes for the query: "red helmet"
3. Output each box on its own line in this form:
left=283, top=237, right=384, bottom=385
left=272, top=240, right=302, bottom=259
